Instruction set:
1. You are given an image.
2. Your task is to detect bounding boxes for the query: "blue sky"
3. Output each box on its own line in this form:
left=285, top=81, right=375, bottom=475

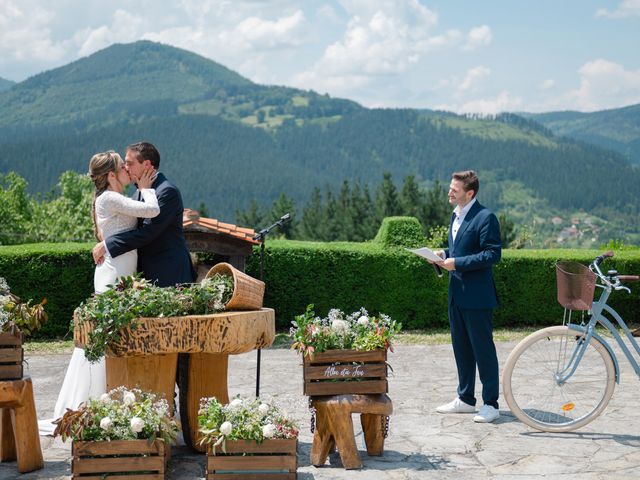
left=1, top=0, right=638, bottom=113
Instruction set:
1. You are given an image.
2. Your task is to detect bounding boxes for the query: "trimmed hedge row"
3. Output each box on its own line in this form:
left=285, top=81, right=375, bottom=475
left=1, top=242, right=639, bottom=337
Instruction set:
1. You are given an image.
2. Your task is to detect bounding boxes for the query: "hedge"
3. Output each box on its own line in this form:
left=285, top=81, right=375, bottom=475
left=1, top=242, right=639, bottom=337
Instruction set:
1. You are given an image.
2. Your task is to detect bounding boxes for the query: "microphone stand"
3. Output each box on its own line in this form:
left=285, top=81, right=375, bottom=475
left=252, top=213, right=291, bottom=397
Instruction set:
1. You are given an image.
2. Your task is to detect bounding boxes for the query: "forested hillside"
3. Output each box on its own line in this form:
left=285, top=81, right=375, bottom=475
left=0, top=77, right=14, bottom=92
left=1, top=40, right=639, bottom=246
left=526, top=104, right=640, bottom=166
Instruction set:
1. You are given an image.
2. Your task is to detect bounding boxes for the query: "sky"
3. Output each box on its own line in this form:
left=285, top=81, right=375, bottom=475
left=1, top=0, right=639, bottom=114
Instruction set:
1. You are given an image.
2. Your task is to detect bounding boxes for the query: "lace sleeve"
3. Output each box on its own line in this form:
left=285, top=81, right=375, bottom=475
left=100, top=190, right=160, bottom=219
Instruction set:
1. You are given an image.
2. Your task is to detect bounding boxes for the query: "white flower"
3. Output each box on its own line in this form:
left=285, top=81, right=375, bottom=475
left=100, top=393, right=110, bottom=402
left=220, top=421, right=233, bottom=436
left=229, top=398, right=243, bottom=409
left=262, top=424, right=276, bottom=438
left=100, top=417, right=112, bottom=430
left=327, top=309, right=343, bottom=322
left=0, top=277, right=9, bottom=293
left=357, top=315, right=369, bottom=326
left=123, top=391, right=136, bottom=405
left=331, top=319, right=349, bottom=334
left=130, top=417, right=145, bottom=433
left=258, top=403, right=270, bottom=415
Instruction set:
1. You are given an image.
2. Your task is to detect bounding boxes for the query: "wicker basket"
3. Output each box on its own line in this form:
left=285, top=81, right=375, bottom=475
left=556, top=261, right=596, bottom=311
left=206, top=262, right=265, bottom=310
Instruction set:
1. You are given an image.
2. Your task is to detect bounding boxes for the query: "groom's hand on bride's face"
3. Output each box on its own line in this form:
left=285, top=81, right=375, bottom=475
left=93, top=241, right=106, bottom=265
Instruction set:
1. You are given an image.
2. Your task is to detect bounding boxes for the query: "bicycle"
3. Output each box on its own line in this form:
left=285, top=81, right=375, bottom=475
left=502, top=251, right=640, bottom=432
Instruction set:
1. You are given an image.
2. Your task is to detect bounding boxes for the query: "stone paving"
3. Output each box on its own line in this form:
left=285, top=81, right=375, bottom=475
left=2, top=342, right=640, bottom=479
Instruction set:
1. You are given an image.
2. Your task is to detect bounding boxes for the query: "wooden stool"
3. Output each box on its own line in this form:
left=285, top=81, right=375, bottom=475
left=310, top=393, right=392, bottom=470
left=0, top=377, right=44, bottom=473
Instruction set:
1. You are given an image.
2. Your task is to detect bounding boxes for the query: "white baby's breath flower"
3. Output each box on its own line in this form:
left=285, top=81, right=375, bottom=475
left=327, top=309, right=343, bottom=322
left=357, top=315, right=369, bottom=326
left=262, top=424, right=276, bottom=438
left=229, top=398, right=243, bottom=409
left=258, top=403, right=270, bottom=415
left=331, top=319, right=349, bottom=334
left=130, top=417, right=145, bottom=433
left=123, top=391, right=136, bottom=405
left=100, top=417, right=112, bottom=430
left=0, top=277, right=9, bottom=293
left=100, top=393, right=110, bottom=402
left=220, top=421, right=233, bottom=436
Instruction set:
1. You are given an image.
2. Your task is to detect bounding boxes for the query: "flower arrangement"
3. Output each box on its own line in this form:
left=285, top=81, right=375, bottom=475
left=290, top=304, right=401, bottom=356
left=198, top=396, right=298, bottom=452
left=74, top=273, right=234, bottom=362
left=0, top=276, right=47, bottom=336
left=53, top=387, right=179, bottom=444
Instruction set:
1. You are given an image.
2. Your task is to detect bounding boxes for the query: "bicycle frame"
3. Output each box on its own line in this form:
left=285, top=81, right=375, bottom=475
left=560, top=271, right=640, bottom=385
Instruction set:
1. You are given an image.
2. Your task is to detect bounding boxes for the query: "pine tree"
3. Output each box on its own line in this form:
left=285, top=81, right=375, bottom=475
left=235, top=199, right=264, bottom=230
left=299, top=187, right=327, bottom=240
left=376, top=172, right=401, bottom=221
left=400, top=174, right=423, bottom=219
left=266, top=192, right=296, bottom=239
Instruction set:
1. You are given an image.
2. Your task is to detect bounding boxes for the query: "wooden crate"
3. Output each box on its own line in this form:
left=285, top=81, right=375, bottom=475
left=207, top=439, right=297, bottom=480
left=72, top=439, right=167, bottom=479
left=0, top=331, right=23, bottom=380
left=303, top=349, right=387, bottom=396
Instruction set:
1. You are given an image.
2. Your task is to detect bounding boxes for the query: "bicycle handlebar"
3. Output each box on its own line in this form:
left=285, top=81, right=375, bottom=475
left=590, top=251, right=637, bottom=291
left=594, top=250, right=614, bottom=267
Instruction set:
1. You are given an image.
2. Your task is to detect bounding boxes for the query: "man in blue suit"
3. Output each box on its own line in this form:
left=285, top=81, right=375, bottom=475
left=92, top=141, right=195, bottom=286
left=433, top=170, right=502, bottom=423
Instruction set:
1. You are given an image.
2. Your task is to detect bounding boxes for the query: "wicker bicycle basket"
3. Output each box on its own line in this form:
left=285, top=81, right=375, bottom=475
left=205, top=262, right=265, bottom=311
left=556, top=261, right=597, bottom=311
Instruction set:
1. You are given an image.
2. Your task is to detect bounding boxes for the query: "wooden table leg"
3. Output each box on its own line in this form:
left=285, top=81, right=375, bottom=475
left=0, top=407, right=16, bottom=462
left=361, top=413, right=385, bottom=456
left=310, top=407, right=334, bottom=466
left=325, top=404, right=362, bottom=469
left=182, top=353, right=229, bottom=452
left=12, top=379, right=43, bottom=473
left=106, top=354, right=178, bottom=415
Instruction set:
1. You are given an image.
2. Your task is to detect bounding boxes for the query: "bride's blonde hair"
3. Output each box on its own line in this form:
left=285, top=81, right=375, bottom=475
left=88, top=151, right=123, bottom=241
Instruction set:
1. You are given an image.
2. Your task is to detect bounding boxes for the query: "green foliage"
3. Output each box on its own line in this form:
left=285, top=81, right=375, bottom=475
left=75, top=274, right=234, bottom=362
left=54, top=387, right=179, bottom=444
left=599, top=239, right=639, bottom=250
left=374, top=217, right=425, bottom=248
left=290, top=304, right=401, bottom=355
left=3, top=243, right=640, bottom=334
left=0, top=277, right=48, bottom=336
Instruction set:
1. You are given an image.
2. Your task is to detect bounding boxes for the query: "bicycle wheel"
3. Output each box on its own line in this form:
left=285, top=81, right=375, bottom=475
left=503, top=325, right=615, bottom=432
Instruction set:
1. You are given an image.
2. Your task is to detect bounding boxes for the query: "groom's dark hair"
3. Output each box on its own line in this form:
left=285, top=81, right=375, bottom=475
left=127, top=142, right=160, bottom=169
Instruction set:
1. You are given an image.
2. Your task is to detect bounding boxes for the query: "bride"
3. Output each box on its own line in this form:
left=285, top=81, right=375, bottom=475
left=39, top=150, right=159, bottom=435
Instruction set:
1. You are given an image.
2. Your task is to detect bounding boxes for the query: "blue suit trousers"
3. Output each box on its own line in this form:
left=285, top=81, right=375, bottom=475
left=449, top=302, right=499, bottom=409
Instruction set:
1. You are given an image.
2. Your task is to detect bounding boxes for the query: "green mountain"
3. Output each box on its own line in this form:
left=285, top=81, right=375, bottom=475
left=525, top=104, right=640, bottom=166
left=0, top=41, right=639, bottom=245
left=0, top=77, right=14, bottom=92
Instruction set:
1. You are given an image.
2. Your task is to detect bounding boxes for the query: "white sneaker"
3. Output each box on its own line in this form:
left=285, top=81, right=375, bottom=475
left=436, top=398, right=476, bottom=414
left=473, top=405, right=500, bottom=423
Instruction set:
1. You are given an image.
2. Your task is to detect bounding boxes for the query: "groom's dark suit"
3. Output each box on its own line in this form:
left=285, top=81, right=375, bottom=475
left=444, top=200, right=501, bottom=408
left=105, top=172, right=195, bottom=286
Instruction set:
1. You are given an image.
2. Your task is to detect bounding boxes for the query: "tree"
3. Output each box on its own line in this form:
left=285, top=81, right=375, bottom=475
left=235, top=199, right=264, bottom=230
left=265, top=192, right=296, bottom=239
left=376, top=172, right=401, bottom=220
left=299, top=187, right=327, bottom=240
left=400, top=174, right=423, bottom=219
left=498, top=212, right=517, bottom=248
left=422, top=180, right=451, bottom=229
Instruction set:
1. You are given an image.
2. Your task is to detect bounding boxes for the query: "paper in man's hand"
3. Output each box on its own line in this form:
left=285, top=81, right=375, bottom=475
left=405, top=247, right=443, bottom=263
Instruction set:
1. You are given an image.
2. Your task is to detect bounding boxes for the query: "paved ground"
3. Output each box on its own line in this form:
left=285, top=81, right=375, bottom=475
left=2, top=342, right=640, bottom=479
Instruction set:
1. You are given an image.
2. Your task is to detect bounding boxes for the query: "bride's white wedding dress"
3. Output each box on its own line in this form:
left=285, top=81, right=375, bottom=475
left=38, top=189, right=159, bottom=435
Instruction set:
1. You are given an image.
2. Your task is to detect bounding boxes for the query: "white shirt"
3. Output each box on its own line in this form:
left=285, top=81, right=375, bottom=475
left=451, top=197, right=477, bottom=242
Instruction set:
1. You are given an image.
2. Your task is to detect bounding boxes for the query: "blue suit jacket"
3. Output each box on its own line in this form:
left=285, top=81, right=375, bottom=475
left=444, top=201, right=501, bottom=309
left=105, top=173, right=195, bottom=287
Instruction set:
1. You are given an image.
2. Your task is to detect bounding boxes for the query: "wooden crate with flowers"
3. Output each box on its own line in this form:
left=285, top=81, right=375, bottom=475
left=199, top=396, right=298, bottom=480
left=53, top=387, right=179, bottom=479
left=291, top=306, right=401, bottom=396
left=0, top=277, right=47, bottom=380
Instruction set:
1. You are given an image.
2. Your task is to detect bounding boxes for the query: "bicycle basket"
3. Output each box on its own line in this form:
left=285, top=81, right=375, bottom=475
left=556, top=261, right=596, bottom=311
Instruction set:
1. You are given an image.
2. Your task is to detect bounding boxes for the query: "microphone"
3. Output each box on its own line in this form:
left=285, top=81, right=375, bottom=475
left=433, top=264, right=443, bottom=278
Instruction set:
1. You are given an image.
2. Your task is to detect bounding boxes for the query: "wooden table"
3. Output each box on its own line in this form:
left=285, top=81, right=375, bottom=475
left=75, top=308, right=275, bottom=451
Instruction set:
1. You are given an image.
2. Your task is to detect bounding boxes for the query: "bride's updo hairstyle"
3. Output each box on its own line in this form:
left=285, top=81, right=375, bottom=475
left=88, top=151, right=123, bottom=241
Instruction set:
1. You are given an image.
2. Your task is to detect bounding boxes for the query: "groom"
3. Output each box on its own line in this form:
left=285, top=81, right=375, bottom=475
left=92, top=141, right=195, bottom=286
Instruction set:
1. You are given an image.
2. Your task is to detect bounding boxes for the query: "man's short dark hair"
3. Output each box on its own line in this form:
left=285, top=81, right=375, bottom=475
left=127, top=142, right=160, bottom=169
left=452, top=170, right=479, bottom=198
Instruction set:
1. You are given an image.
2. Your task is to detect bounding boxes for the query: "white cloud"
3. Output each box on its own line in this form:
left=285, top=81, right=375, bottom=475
left=462, top=25, right=492, bottom=51
left=596, top=0, right=640, bottom=18
left=539, top=79, right=555, bottom=90
left=458, top=66, right=491, bottom=91
left=565, top=59, right=640, bottom=110
left=222, top=10, right=307, bottom=51
left=77, top=10, right=144, bottom=57
left=437, top=91, right=523, bottom=115
left=0, top=1, right=65, bottom=63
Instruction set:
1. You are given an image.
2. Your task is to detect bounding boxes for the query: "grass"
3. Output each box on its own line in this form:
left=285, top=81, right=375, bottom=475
left=27, top=325, right=637, bottom=354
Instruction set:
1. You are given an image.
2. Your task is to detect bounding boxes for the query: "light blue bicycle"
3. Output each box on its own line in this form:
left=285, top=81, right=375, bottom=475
left=502, top=252, right=640, bottom=432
